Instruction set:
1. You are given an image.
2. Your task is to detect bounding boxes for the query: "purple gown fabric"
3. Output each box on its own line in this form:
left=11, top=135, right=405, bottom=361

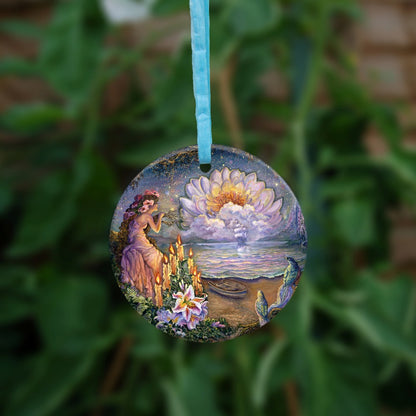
left=121, top=217, right=163, bottom=299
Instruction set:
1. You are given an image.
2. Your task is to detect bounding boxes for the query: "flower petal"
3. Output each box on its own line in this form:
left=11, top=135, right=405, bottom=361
left=244, top=172, right=257, bottom=187
left=210, top=169, right=222, bottom=185
left=222, top=167, right=231, bottom=182
left=187, top=317, right=198, bottom=330
left=247, top=181, right=265, bottom=198
left=184, top=285, right=195, bottom=299
left=230, top=169, right=242, bottom=184
left=265, top=198, right=283, bottom=215
left=200, top=176, right=210, bottom=194
left=179, top=197, right=200, bottom=216
left=188, top=301, right=202, bottom=314
left=174, top=314, right=186, bottom=326
left=255, top=189, right=274, bottom=212
left=185, top=182, right=199, bottom=198
left=192, top=178, right=206, bottom=195
left=210, top=182, right=221, bottom=197
left=221, top=180, right=233, bottom=193
left=173, top=302, right=186, bottom=313
left=234, top=181, right=246, bottom=195
left=193, top=296, right=206, bottom=304
left=172, top=291, right=184, bottom=299
left=195, top=198, right=207, bottom=213
left=183, top=307, right=192, bottom=322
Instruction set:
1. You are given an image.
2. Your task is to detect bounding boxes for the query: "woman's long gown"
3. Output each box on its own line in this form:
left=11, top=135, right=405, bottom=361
left=121, top=217, right=163, bottom=299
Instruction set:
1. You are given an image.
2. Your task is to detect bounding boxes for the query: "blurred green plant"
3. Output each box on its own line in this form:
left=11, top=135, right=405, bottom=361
left=0, top=0, right=415, bottom=415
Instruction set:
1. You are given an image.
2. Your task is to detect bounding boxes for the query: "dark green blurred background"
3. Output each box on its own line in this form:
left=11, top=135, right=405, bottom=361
left=1, top=0, right=415, bottom=415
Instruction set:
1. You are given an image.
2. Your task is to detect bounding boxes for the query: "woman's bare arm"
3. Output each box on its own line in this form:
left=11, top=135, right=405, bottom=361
left=143, top=213, right=164, bottom=233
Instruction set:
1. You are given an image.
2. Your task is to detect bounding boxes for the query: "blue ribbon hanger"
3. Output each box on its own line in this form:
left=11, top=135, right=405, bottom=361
left=190, top=0, right=212, bottom=165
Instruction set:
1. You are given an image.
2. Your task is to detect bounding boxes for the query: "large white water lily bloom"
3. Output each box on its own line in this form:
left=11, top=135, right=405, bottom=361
left=180, top=168, right=283, bottom=243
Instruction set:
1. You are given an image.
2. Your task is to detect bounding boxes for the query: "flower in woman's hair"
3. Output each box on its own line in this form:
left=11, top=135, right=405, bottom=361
left=139, top=205, right=149, bottom=213
left=144, top=190, right=160, bottom=198
left=134, top=194, right=143, bottom=202
left=123, top=211, right=135, bottom=221
left=131, top=201, right=139, bottom=209
left=143, top=199, right=154, bottom=206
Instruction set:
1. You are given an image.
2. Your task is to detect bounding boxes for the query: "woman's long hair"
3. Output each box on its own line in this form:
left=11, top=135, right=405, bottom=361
left=115, top=192, right=160, bottom=263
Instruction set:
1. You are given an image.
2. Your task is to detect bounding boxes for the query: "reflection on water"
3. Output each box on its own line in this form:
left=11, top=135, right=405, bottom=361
left=160, top=240, right=306, bottom=280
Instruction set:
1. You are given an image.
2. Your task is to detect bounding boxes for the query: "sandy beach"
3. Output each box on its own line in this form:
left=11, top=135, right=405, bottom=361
left=202, top=275, right=284, bottom=327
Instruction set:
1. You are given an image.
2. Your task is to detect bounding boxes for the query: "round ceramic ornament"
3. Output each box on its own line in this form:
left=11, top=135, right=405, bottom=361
left=109, top=145, right=307, bottom=342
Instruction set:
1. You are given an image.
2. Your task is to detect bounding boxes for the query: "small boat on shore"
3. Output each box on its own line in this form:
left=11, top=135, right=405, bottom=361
left=206, top=279, right=248, bottom=299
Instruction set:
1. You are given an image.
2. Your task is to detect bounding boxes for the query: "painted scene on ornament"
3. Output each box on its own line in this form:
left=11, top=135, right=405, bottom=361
left=109, top=145, right=307, bottom=342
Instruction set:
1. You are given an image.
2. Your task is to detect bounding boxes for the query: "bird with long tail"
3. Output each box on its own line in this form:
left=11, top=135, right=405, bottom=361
left=255, top=257, right=301, bottom=327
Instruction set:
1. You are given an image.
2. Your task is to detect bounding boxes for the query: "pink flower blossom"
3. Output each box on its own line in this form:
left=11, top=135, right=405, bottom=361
left=172, top=285, right=206, bottom=324
left=143, top=199, right=154, bottom=206
left=144, top=190, right=160, bottom=198
left=175, top=305, right=207, bottom=330
left=139, top=205, right=149, bottom=213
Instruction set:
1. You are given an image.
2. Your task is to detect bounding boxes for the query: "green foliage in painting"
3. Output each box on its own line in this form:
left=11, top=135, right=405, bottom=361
left=119, top=258, right=237, bottom=343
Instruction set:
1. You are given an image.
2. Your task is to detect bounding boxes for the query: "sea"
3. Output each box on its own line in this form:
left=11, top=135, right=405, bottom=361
left=159, top=240, right=307, bottom=280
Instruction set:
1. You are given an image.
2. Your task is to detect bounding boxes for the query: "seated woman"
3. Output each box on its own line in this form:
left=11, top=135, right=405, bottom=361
left=121, top=191, right=165, bottom=299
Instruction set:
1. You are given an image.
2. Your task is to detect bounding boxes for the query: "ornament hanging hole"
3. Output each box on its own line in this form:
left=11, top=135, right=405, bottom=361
left=200, top=163, right=211, bottom=173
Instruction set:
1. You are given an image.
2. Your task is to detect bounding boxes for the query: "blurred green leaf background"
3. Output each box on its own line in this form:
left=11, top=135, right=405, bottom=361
left=1, top=0, right=415, bottom=415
